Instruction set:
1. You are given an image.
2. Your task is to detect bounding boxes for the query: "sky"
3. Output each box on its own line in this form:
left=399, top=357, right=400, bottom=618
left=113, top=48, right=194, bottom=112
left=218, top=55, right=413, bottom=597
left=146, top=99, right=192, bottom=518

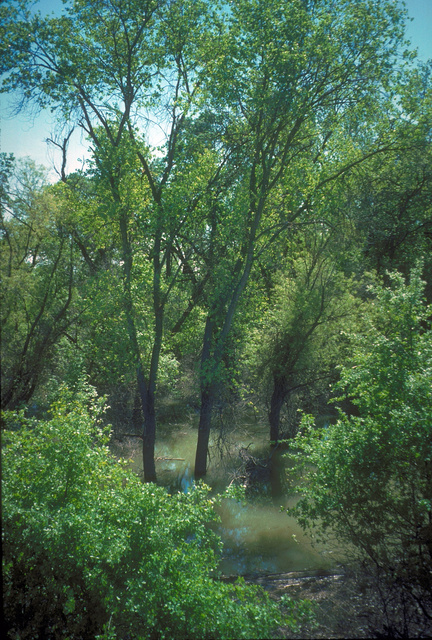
left=1, top=0, right=431, bottom=179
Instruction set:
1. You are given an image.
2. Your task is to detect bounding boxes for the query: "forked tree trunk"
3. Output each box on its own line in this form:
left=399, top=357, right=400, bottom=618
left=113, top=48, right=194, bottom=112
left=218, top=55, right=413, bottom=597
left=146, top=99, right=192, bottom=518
left=193, top=173, right=267, bottom=479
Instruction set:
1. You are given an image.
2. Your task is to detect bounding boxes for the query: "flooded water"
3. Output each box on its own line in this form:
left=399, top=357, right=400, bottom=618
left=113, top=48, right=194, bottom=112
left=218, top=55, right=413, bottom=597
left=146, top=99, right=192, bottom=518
left=215, top=498, right=334, bottom=575
left=113, top=418, right=336, bottom=576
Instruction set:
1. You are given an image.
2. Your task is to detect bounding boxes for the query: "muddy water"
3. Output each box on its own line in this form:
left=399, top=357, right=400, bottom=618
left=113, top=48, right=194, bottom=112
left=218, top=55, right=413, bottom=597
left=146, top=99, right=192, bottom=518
left=215, top=498, right=334, bottom=575
left=115, top=419, right=336, bottom=576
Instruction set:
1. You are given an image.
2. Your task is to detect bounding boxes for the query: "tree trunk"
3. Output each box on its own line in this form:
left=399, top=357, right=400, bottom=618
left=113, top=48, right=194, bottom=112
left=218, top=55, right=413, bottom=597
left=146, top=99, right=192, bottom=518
left=142, top=399, right=157, bottom=483
left=194, top=317, right=215, bottom=480
left=269, top=374, right=288, bottom=446
left=194, top=385, right=215, bottom=480
left=119, top=208, right=161, bottom=483
left=137, top=368, right=157, bottom=482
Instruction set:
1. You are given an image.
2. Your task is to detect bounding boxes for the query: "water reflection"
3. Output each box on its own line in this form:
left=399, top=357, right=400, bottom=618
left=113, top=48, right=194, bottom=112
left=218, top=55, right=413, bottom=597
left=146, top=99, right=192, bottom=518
left=179, top=464, right=194, bottom=493
left=215, top=498, right=332, bottom=575
left=115, top=421, right=335, bottom=576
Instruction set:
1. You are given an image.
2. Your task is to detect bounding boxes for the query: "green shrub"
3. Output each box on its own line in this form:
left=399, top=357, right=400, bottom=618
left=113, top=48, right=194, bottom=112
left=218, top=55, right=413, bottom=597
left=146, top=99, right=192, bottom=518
left=2, top=383, right=310, bottom=639
left=287, top=268, right=432, bottom=636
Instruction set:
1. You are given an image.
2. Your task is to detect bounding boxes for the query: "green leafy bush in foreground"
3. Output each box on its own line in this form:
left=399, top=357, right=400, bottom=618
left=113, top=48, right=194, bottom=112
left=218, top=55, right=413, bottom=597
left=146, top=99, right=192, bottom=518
left=2, top=383, right=311, bottom=639
left=287, top=268, right=432, bottom=636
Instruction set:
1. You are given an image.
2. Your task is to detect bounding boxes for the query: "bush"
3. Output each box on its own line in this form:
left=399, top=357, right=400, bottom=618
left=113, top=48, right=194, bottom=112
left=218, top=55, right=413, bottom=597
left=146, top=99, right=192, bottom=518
left=287, top=268, right=432, bottom=637
left=2, top=382, right=310, bottom=639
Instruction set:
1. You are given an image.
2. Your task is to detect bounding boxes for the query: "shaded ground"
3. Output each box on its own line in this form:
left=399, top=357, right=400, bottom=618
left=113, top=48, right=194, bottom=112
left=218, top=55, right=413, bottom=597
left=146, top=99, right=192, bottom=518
left=238, top=569, right=386, bottom=639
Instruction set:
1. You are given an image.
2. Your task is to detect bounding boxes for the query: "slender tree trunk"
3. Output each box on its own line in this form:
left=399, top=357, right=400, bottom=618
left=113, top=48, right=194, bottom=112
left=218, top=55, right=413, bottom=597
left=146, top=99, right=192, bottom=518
left=141, top=298, right=164, bottom=484
left=193, top=165, right=269, bottom=478
left=269, top=374, right=288, bottom=446
left=194, top=385, right=215, bottom=480
left=119, top=208, right=159, bottom=482
left=195, top=317, right=214, bottom=479
left=129, top=362, right=157, bottom=483
left=142, top=415, right=157, bottom=482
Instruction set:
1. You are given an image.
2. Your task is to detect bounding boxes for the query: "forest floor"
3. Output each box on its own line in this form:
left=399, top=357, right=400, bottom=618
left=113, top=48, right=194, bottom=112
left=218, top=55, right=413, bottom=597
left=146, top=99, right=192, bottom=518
left=240, top=568, right=386, bottom=639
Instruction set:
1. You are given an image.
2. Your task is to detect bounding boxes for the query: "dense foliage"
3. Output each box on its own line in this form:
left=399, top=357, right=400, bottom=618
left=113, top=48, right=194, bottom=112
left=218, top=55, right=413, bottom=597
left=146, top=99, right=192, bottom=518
left=2, top=383, right=312, bottom=639
left=2, top=0, right=427, bottom=480
left=287, top=269, right=432, bottom=636
left=1, top=0, right=432, bottom=635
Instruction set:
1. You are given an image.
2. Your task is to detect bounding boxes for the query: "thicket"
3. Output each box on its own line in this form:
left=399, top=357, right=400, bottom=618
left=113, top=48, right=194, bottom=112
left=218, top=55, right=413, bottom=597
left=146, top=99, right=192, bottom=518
left=1, top=0, right=432, bottom=636
left=287, top=269, right=432, bottom=637
left=2, top=382, right=313, bottom=639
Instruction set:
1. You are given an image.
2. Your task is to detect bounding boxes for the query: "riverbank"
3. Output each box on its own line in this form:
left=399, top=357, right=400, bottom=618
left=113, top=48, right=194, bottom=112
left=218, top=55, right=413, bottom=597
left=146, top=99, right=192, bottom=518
left=240, top=567, right=432, bottom=638
left=238, top=568, right=383, bottom=638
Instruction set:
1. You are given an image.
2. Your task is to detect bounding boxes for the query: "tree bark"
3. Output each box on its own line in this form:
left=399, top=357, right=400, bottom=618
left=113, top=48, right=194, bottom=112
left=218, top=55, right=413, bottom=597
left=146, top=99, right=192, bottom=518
left=194, top=316, right=215, bottom=479
left=194, top=385, right=215, bottom=480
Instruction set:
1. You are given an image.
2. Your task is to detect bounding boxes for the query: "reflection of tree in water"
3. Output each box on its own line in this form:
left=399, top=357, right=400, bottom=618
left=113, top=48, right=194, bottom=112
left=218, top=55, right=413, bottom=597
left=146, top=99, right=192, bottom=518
left=233, top=445, right=286, bottom=498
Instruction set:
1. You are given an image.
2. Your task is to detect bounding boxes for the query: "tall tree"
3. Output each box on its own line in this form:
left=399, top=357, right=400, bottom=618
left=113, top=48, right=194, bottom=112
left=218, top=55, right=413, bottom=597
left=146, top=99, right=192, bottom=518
left=1, top=0, right=228, bottom=480
left=190, top=0, right=411, bottom=477
left=1, top=0, right=424, bottom=482
left=247, top=234, right=358, bottom=447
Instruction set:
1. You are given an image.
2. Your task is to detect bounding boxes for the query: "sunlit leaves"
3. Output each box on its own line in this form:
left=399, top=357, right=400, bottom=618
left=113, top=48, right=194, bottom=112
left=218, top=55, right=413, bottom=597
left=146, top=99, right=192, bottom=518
left=2, top=382, right=303, bottom=638
left=0, top=158, right=86, bottom=410
left=287, top=267, right=432, bottom=626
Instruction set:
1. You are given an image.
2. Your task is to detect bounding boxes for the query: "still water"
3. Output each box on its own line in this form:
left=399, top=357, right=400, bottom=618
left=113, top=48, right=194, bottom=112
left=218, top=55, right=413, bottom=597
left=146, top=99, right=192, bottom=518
left=115, top=419, right=336, bottom=576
